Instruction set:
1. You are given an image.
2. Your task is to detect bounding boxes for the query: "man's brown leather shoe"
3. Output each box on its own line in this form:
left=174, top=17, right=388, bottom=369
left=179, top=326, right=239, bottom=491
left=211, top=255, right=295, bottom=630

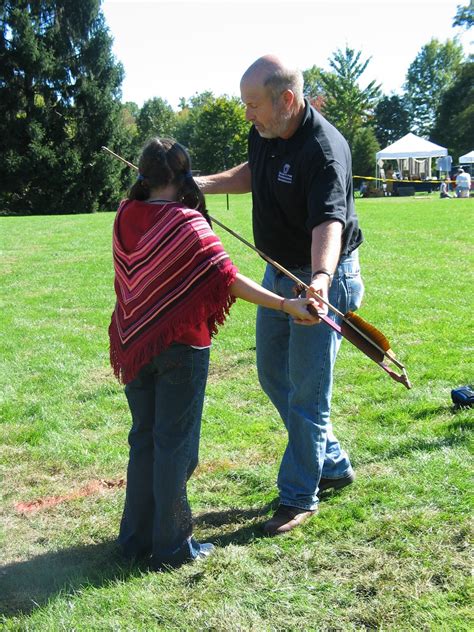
left=318, top=470, right=355, bottom=495
left=262, top=504, right=317, bottom=536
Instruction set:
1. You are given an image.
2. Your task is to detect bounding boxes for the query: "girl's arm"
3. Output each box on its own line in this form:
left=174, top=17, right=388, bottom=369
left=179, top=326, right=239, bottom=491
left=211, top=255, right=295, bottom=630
left=229, top=273, right=319, bottom=325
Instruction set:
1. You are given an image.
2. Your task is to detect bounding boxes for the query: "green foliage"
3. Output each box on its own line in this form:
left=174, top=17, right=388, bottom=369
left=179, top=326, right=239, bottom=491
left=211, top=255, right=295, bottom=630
left=117, top=101, right=141, bottom=184
left=404, top=38, right=465, bottom=137
left=0, top=0, right=128, bottom=214
left=136, top=96, right=176, bottom=144
left=302, top=64, right=326, bottom=99
left=373, top=95, right=412, bottom=148
left=432, top=61, right=474, bottom=159
left=184, top=94, right=250, bottom=173
left=352, top=126, right=380, bottom=177
left=320, top=46, right=381, bottom=147
left=174, top=91, right=215, bottom=152
left=453, top=1, right=474, bottom=29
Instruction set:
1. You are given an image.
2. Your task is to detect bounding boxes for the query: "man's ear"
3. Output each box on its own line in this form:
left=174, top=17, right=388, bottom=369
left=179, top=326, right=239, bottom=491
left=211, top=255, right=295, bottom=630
left=281, top=89, right=295, bottom=109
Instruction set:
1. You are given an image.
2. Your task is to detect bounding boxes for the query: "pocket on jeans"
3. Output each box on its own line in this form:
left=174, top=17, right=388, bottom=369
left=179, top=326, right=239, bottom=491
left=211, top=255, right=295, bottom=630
left=162, top=350, right=194, bottom=384
left=345, top=272, right=365, bottom=312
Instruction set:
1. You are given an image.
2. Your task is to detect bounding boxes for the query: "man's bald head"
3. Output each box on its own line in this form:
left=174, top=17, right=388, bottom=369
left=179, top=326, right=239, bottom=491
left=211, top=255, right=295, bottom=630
left=241, top=55, right=304, bottom=106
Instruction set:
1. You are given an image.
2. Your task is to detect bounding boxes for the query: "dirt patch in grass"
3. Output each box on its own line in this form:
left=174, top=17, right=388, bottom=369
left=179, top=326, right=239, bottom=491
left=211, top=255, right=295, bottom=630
left=14, top=478, right=125, bottom=515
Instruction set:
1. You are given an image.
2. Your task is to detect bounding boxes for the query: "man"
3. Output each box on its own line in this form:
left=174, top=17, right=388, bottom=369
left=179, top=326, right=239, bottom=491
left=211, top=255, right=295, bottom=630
left=455, top=168, right=471, bottom=198
left=196, top=55, right=364, bottom=535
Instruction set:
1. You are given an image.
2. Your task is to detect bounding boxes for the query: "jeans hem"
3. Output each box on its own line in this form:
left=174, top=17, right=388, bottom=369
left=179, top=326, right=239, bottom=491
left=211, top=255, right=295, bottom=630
left=278, top=499, right=319, bottom=512
left=321, top=465, right=354, bottom=481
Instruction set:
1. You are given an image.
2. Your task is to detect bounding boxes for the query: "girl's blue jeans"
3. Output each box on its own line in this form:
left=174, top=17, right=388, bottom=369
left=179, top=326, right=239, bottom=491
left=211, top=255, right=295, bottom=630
left=256, top=250, right=364, bottom=511
left=118, top=343, right=210, bottom=567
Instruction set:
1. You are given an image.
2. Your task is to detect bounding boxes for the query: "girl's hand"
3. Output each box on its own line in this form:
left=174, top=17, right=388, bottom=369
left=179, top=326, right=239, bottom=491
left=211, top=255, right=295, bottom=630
left=283, top=298, right=321, bottom=325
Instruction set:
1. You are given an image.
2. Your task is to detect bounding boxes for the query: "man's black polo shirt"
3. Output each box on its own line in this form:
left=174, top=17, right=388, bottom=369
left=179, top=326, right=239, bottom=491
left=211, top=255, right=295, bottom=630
left=248, top=99, right=363, bottom=268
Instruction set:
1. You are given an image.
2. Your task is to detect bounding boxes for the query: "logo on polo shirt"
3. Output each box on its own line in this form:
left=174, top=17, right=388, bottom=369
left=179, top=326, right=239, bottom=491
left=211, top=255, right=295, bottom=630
left=277, top=163, right=293, bottom=184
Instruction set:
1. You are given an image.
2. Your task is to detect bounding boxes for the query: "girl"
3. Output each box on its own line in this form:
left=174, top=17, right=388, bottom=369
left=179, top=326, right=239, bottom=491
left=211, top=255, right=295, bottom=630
left=109, top=138, right=318, bottom=570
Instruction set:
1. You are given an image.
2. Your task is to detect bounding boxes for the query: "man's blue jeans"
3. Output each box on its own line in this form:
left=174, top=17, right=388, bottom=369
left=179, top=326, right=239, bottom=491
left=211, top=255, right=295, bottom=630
left=256, top=251, right=364, bottom=511
left=118, top=343, right=210, bottom=567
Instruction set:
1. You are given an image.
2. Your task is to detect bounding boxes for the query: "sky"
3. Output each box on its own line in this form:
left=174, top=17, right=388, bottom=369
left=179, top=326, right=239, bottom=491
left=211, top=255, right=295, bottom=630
left=101, top=0, right=472, bottom=110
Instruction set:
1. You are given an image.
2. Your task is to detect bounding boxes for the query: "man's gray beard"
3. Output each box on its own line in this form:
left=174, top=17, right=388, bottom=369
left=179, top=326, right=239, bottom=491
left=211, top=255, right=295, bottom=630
left=257, top=104, right=293, bottom=139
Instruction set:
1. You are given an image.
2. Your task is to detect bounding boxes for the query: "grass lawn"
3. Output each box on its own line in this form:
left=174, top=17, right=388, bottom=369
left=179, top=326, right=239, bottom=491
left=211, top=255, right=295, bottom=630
left=0, top=195, right=473, bottom=630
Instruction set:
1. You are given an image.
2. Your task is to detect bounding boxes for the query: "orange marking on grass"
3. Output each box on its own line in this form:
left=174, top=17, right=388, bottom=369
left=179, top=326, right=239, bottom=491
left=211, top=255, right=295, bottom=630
left=14, top=478, right=126, bottom=514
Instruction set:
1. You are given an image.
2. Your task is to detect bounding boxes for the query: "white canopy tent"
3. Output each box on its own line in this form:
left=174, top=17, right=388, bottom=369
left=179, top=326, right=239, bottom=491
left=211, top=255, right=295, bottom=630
left=376, top=133, right=448, bottom=181
left=459, top=150, right=474, bottom=164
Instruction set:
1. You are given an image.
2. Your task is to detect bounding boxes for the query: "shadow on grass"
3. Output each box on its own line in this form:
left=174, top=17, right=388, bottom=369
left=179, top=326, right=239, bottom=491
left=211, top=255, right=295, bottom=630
left=0, top=539, right=140, bottom=618
left=358, top=415, right=472, bottom=465
left=194, top=501, right=276, bottom=547
left=410, top=405, right=447, bottom=420
left=388, top=433, right=469, bottom=459
left=195, top=502, right=275, bottom=528
left=1, top=503, right=276, bottom=618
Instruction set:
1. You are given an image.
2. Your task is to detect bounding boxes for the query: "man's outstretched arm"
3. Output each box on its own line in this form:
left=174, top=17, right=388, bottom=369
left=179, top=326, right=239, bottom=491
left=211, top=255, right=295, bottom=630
left=195, top=162, right=252, bottom=195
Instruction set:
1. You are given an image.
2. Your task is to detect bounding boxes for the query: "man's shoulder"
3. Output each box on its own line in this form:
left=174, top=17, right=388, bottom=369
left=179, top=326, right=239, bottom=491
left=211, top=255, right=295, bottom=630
left=304, top=107, right=347, bottom=150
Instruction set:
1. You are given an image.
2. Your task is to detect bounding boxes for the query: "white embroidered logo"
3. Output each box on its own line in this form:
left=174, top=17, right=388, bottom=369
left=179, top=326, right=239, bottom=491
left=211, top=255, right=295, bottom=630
left=277, top=163, right=293, bottom=184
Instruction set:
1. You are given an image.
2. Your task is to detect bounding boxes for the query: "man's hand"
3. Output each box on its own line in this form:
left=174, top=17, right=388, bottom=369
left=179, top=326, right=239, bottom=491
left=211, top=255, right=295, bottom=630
left=310, top=220, right=341, bottom=318
left=308, top=273, right=331, bottom=318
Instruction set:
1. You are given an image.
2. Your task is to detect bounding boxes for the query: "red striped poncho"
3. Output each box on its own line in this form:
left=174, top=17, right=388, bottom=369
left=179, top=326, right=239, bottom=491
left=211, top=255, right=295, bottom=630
left=109, top=200, right=238, bottom=384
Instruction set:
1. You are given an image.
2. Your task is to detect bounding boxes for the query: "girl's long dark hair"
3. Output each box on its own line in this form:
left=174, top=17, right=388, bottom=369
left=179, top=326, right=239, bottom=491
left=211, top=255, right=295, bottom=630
left=128, top=138, right=211, bottom=225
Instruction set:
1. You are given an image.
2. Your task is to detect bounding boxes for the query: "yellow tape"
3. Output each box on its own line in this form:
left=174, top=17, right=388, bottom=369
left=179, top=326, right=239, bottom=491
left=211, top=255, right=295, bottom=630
left=353, top=175, right=450, bottom=184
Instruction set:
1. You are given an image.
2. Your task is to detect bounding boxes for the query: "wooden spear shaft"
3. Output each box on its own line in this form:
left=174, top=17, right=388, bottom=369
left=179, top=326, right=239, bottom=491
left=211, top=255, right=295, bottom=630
left=101, top=145, right=338, bottom=314
left=101, top=145, right=406, bottom=373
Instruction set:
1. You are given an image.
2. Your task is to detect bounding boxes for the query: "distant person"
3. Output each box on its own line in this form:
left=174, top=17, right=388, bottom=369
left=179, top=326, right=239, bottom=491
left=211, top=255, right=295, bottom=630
left=196, top=55, right=364, bottom=536
left=439, top=176, right=452, bottom=199
left=385, top=167, right=394, bottom=196
left=109, top=138, right=319, bottom=570
left=455, top=168, right=471, bottom=197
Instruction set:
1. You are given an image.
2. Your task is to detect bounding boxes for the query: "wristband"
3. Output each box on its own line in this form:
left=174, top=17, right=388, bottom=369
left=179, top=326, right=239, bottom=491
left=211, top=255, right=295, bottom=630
left=280, top=297, right=286, bottom=311
left=311, top=268, right=333, bottom=283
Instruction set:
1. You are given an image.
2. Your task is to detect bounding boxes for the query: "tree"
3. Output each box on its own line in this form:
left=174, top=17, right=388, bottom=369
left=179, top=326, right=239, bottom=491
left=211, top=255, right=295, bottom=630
left=302, top=65, right=327, bottom=112
left=185, top=95, right=249, bottom=174
left=373, top=95, right=412, bottom=148
left=137, top=97, right=176, bottom=144
left=303, top=65, right=326, bottom=100
left=432, top=61, right=474, bottom=159
left=117, top=101, right=141, bottom=188
left=175, top=91, right=214, bottom=154
left=453, top=1, right=473, bottom=29
left=0, top=0, right=126, bottom=214
left=351, top=126, right=380, bottom=179
left=320, top=47, right=381, bottom=147
left=404, top=38, right=464, bottom=137
left=122, top=101, right=140, bottom=133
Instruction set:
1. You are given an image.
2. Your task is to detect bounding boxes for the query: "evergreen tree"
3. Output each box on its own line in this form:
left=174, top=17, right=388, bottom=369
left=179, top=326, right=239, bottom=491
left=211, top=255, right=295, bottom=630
left=0, top=0, right=126, bottom=213
left=320, top=47, right=381, bottom=147
left=352, top=126, right=380, bottom=179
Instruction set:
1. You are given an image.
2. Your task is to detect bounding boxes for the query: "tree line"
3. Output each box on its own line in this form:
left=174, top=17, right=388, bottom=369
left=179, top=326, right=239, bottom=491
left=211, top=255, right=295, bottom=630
left=0, top=0, right=472, bottom=214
